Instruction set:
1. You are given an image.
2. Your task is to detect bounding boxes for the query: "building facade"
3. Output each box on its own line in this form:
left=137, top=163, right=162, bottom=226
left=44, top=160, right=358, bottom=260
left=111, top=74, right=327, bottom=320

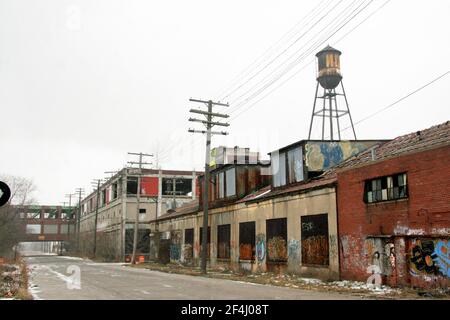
left=148, top=141, right=384, bottom=280
left=336, top=122, right=450, bottom=289
left=78, top=168, right=201, bottom=261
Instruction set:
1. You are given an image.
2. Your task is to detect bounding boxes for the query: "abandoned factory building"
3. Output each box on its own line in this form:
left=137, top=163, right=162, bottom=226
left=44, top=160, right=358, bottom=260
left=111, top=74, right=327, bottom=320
left=335, top=121, right=450, bottom=289
left=148, top=139, right=386, bottom=281
left=78, top=168, right=202, bottom=261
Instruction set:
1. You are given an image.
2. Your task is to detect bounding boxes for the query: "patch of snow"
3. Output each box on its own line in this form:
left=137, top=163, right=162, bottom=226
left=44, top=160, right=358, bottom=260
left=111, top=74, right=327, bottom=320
left=58, top=256, right=86, bottom=261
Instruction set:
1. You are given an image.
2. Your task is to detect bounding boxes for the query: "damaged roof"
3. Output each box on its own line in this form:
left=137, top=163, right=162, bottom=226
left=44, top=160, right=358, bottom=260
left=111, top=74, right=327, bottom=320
left=332, top=121, right=450, bottom=171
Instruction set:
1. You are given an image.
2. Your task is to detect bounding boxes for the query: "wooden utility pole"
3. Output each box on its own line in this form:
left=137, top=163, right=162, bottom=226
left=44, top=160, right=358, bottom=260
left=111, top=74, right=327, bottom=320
left=128, top=152, right=153, bottom=265
left=75, top=188, right=85, bottom=252
left=91, top=179, right=102, bottom=258
left=188, top=98, right=229, bottom=274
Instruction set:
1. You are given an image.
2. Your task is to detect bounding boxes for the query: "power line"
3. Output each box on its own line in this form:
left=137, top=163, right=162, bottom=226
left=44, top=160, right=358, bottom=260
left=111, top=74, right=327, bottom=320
left=213, top=0, right=331, bottom=100
left=335, top=70, right=450, bottom=135
left=228, top=0, right=373, bottom=114
left=158, top=0, right=384, bottom=162
left=219, top=0, right=345, bottom=102
left=227, top=0, right=390, bottom=122
left=226, top=0, right=364, bottom=112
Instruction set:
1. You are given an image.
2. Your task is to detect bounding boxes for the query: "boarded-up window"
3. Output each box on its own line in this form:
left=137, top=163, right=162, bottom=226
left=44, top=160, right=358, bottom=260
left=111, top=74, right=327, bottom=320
left=199, top=227, right=211, bottom=258
left=266, top=218, right=288, bottom=262
left=185, top=229, right=194, bottom=245
left=184, top=228, right=194, bottom=261
left=239, top=222, right=255, bottom=261
left=217, top=224, right=231, bottom=259
left=125, top=228, right=150, bottom=254
left=301, top=214, right=329, bottom=266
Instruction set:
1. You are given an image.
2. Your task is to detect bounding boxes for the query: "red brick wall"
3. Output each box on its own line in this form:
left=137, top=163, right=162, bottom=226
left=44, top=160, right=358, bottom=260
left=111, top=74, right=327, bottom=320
left=337, top=146, right=450, bottom=288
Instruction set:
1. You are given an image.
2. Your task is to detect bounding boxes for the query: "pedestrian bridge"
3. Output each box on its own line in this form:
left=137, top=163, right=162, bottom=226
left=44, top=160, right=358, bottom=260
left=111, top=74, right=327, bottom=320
left=14, top=205, right=77, bottom=242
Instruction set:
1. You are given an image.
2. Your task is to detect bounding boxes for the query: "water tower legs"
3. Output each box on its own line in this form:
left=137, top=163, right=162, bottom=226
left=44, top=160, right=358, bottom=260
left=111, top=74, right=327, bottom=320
left=308, top=80, right=357, bottom=141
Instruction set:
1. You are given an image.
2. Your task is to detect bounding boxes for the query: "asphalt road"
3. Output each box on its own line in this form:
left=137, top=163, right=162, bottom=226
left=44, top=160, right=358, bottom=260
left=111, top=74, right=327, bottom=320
left=25, top=255, right=362, bottom=300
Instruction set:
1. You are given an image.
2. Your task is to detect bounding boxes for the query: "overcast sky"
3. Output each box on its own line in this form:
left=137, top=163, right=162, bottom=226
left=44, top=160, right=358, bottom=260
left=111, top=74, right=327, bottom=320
left=1, top=0, right=449, bottom=204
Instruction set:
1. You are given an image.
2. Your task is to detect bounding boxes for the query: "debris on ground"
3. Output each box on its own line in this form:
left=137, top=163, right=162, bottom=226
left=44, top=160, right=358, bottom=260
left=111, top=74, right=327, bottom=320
left=0, top=261, right=32, bottom=300
left=129, top=261, right=449, bottom=300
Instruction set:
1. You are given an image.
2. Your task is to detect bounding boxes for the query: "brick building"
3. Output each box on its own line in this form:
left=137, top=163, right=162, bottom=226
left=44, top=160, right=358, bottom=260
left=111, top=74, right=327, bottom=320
left=336, top=121, right=450, bottom=289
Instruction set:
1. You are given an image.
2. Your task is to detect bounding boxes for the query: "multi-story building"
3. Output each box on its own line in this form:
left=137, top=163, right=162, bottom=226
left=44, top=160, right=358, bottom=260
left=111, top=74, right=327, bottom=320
left=78, top=168, right=202, bottom=261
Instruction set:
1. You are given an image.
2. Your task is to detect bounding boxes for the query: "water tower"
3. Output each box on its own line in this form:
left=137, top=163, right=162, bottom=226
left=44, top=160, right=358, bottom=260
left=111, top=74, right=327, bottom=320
left=308, top=46, right=357, bottom=141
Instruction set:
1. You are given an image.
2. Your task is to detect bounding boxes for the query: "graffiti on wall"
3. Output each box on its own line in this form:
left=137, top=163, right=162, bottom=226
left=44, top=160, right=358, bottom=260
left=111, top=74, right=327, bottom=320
left=182, top=244, right=193, bottom=261
left=305, top=141, right=379, bottom=172
left=410, top=239, right=449, bottom=278
left=170, top=230, right=182, bottom=261
left=267, top=236, right=288, bottom=262
left=301, top=214, right=329, bottom=266
left=256, top=234, right=265, bottom=262
left=365, top=239, right=396, bottom=277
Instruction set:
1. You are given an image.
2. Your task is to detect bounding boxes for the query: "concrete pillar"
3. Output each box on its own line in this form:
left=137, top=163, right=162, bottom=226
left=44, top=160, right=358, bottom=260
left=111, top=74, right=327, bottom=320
left=192, top=170, right=196, bottom=200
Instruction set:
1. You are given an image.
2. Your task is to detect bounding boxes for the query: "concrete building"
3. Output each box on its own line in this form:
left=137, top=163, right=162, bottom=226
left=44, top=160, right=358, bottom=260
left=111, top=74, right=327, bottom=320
left=335, top=121, right=450, bottom=289
left=78, top=168, right=202, bottom=261
left=148, top=140, right=384, bottom=280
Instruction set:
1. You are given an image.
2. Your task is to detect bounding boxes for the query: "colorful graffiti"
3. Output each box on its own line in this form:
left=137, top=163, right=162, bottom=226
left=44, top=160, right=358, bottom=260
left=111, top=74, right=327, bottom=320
left=305, top=141, right=379, bottom=172
left=267, top=236, right=288, bottom=262
left=256, top=234, right=265, bottom=262
left=170, top=230, right=182, bottom=261
left=410, top=239, right=449, bottom=278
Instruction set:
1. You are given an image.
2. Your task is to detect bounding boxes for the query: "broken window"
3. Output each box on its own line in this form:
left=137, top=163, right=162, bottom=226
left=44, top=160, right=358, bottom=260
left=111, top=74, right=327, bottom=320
left=162, top=178, right=192, bottom=196
left=43, top=209, right=58, bottom=219
left=127, top=177, right=138, bottom=196
left=301, top=214, right=329, bottom=266
left=266, top=218, right=288, bottom=262
left=271, top=152, right=286, bottom=188
left=287, top=147, right=304, bottom=183
left=184, top=228, right=194, bottom=261
left=218, top=172, right=225, bottom=198
left=225, top=168, right=236, bottom=197
left=217, top=224, right=231, bottom=259
left=112, top=183, right=118, bottom=199
left=61, top=210, right=73, bottom=220
left=26, top=211, right=41, bottom=219
left=364, top=173, right=408, bottom=203
left=101, top=189, right=107, bottom=206
left=199, top=227, right=211, bottom=258
left=239, top=221, right=256, bottom=261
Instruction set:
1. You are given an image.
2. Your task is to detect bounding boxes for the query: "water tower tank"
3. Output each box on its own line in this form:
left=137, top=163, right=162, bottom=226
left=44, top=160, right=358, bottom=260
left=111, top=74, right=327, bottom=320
left=316, top=45, right=342, bottom=90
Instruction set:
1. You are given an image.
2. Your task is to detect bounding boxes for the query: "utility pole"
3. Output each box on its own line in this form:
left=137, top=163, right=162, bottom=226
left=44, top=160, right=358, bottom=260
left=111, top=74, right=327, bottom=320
left=91, top=179, right=102, bottom=258
left=75, top=188, right=85, bottom=252
left=188, top=98, right=229, bottom=274
left=128, top=152, right=153, bottom=265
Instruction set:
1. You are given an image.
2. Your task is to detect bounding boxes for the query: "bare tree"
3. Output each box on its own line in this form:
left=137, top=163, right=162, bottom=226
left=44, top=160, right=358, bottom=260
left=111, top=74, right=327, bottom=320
left=0, top=175, right=36, bottom=257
